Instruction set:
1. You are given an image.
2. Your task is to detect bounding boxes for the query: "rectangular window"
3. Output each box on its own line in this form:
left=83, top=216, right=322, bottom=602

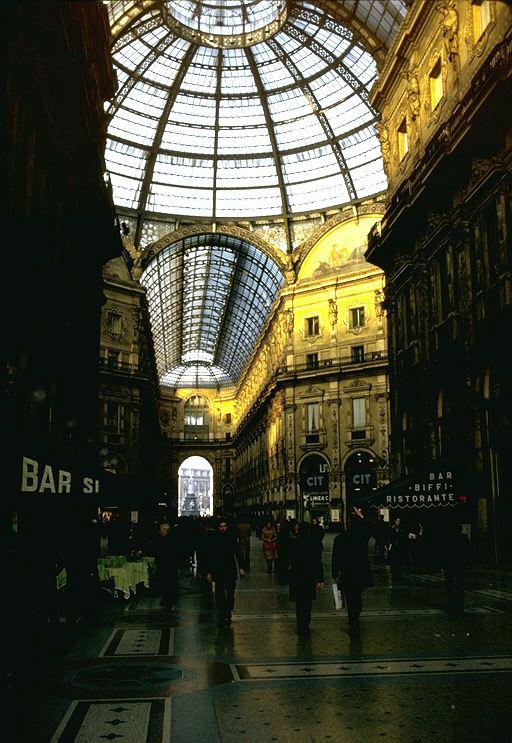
left=105, top=402, right=125, bottom=433
left=352, top=398, right=366, bottom=440
left=306, top=352, right=319, bottom=369
left=306, top=402, right=320, bottom=443
left=305, top=315, right=319, bottom=337
left=349, top=306, right=365, bottom=329
left=107, top=312, right=122, bottom=338
left=473, top=0, right=491, bottom=40
left=429, top=58, right=443, bottom=110
left=351, top=345, right=364, bottom=363
left=107, top=349, right=120, bottom=367
left=397, top=117, right=409, bottom=161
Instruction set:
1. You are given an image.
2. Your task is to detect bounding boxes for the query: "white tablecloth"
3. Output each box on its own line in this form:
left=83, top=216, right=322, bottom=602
left=97, top=557, right=150, bottom=599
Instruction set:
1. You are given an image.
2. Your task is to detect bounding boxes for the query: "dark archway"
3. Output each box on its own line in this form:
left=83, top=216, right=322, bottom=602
left=299, top=453, right=330, bottom=522
left=344, top=450, right=377, bottom=509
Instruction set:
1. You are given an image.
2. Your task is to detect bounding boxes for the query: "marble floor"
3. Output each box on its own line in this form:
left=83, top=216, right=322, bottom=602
left=11, top=535, right=512, bottom=742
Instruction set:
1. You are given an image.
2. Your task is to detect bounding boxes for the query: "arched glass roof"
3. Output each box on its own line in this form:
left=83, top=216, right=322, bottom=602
left=139, top=233, right=284, bottom=387
left=105, top=0, right=407, bottom=226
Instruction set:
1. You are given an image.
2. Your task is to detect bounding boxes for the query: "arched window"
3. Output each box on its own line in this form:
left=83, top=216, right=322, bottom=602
left=184, top=395, right=210, bottom=441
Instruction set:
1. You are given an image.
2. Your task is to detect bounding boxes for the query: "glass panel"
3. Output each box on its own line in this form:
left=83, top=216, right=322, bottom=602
left=140, top=233, right=284, bottom=387
left=106, top=0, right=404, bottom=222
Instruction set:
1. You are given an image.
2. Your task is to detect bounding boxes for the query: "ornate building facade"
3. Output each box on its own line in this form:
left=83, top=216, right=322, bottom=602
left=366, top=0, right=512, bottom=560
left=4, top=2, right=122, bottom=511
left=99, top=252, right=163, bottom=503
left=155, top=207, right=390, bottom=524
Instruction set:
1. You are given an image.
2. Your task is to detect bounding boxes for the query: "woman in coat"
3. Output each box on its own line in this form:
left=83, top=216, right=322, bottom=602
left=260, top=520, right=277, bottom=574
left=275, top=521, right=290, bottom=585
left=288, top=522, right=324, bottom=636
left=332, top=506, right=373, bottom=637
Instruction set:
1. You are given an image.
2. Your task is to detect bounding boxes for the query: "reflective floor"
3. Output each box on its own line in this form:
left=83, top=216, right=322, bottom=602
left=13, top=535, right=512, bottom=742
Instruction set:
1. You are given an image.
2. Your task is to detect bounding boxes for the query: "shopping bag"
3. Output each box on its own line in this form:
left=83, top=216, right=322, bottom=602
left=332, top=582, right=344, bottom=610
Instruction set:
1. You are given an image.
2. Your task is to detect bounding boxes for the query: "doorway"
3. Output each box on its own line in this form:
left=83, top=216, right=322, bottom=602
left=178, top=456, right=213, bottom=516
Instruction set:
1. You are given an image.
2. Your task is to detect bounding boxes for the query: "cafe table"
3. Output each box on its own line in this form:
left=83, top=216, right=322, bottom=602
left=97, top=556, right=151, bottom=599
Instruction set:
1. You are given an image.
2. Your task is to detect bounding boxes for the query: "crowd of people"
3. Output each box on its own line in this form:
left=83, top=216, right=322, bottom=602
left=2, top=507, right=471, bottom=662
left=123, top=508, right=470, bottom=638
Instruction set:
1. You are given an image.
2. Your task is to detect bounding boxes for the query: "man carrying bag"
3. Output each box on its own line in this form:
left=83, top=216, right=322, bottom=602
left=331, top=506, right=373, bottom=638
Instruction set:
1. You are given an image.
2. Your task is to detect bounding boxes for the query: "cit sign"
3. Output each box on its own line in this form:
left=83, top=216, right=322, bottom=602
left=299, top=454, right=329, bottom=511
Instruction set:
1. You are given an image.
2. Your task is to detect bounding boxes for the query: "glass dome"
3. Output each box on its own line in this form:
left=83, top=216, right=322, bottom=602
left=166, top=1, right=288, bottom=46
left=105, top=0, right=404, bottom=224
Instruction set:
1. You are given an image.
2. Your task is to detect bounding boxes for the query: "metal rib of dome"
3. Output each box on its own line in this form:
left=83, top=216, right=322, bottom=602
left=139, top=233, right=285, bottom=388
left=105, top=0, right=405, bottom=224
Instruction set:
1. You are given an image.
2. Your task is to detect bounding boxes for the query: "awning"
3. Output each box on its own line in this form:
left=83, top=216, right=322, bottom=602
left=356, top=464, right=466, bottom=510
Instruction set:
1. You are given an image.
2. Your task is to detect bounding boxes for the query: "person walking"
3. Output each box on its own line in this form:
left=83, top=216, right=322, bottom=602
left=441, top=521, right=470, bottom=615
left=152, top=522, right=179, bottom=609
left=237, top=516, right=252, bottom=573
left=386, top=516, right=407, bottom=582
left=287, top=522, right=324, bottom=637
left=260, top=520, right=277, bottom=574
left=311, top=517, right=325, bottom=545
left=207, top=519, right=245, bottom=625
left=374, top=515, right=388, bottom=562
left=331, top=506, right=373, bottom=638
left=275, top=521, right=290, bottom=585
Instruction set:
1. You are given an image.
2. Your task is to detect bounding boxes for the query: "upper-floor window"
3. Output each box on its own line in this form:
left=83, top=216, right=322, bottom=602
left=305, top=315, right=320, bottom=337
left=429, top=58, right=443, bottom=110
left=306, top=352, right=319, bottom=369
left=184, top=395, right=210, bottom=440
left=350, top=306, right=365, bottom=329
left=107, top=349, right=120, bottom=367
left=106, top=311, right=122, bottom=339
left=351, top=397, right=366, bottom=440
left=473, top=0, right=491, bottom=40
left=306, top=402, right=320, bottom=443
left=104, top=401, right=126, bottom=434
left=352, top=345, right=364, bottom=363
left=397, top=117, right=409, bottom=161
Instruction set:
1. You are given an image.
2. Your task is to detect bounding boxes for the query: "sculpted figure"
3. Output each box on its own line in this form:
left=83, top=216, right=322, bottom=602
left=407, top=72, right=421, bottom=120
left=437, top=1, right=459, bottom=61
left=375, top=122, right=391, bottom=176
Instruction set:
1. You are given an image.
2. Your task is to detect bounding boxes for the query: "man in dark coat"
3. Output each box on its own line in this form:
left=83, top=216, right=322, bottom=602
left=441, top=521, right=470, bottom=615
left=386, top=516, right=408, bottom=582
left=207, top=519, right=244, bottom=625
left=288, top=522, right=324, bottom=637
left=332, top=506, right=373, bottom=637
left=152, top=522, right=179, bottom=609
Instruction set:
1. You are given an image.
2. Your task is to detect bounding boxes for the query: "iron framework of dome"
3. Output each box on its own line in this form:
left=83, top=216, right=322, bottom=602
left=105, top=0, right=407, bottom=230
left=140, top=232, right=285, bottom=388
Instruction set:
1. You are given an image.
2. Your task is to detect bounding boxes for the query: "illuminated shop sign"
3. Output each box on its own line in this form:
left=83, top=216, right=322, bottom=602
left=300, top=454, right=329, bottom=510
left=21, top=456, right=101, bottom=495
left=385, top=470, right=457, bottom=509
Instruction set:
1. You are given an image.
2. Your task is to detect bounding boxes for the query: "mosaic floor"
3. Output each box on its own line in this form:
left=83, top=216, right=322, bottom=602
left=12, top=535, right=512, bottom=742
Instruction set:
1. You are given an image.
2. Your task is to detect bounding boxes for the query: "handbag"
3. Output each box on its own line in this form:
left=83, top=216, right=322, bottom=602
left=332, top=582, right=345, bottom=610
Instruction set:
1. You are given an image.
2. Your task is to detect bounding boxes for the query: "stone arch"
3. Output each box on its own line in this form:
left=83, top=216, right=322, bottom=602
left=141, top=223, right=287, bottom=274
left=343, top=448, right=379, bottom=509
left=178, top=455, right=214, bottom=516
left=298, top=451, right=331, bottom=522
left=293, top=201, right=385, bottom=278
